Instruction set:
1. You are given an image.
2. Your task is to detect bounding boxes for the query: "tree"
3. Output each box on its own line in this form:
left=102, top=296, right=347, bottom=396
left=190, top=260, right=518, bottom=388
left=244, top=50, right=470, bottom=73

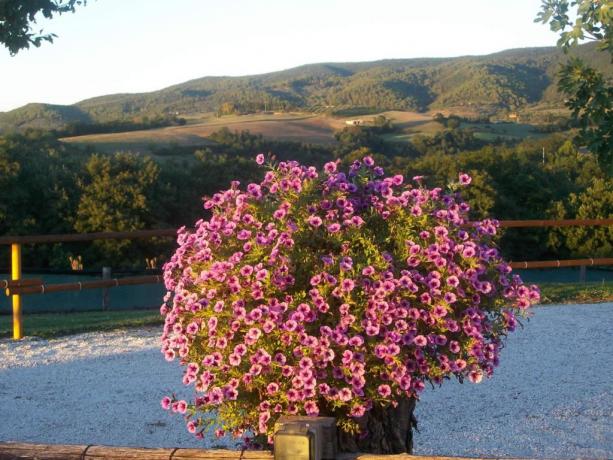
left=548, top=177, right=613, bottom=257
left=75, top=152, right=159, bottom=266
left=535, top=0, right=612, bottom=172
left=0, top=0, right=85, bottom=55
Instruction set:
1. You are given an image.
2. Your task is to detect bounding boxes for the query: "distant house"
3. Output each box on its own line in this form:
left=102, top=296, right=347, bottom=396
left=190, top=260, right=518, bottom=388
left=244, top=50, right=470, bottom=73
left=508, top=112, right=520, bottom=122
left=345, top=119, right=364, bottom=126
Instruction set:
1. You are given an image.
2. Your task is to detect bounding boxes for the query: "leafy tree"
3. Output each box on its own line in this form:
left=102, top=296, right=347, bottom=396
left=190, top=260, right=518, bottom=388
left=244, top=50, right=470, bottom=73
left=446, top=116, right=461, bottom=130
left=334, top=126, right=387, bottom=156
left=548, top=177, right=613, bottom=257
left=536, top=0, right=613, bottom=172
left=411, top=128, right=482, bottom=155
left=0, top=0, right=86, bottom=55
left=0, top=130, right=80, bottom=236
left=75, top=152, right=159, bottom=266
left=0, top=130, right=84, bottom=269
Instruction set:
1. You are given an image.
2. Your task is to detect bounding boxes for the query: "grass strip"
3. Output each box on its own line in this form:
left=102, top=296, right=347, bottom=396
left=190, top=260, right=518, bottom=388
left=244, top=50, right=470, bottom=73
left=0, top=309, right=162, bottom=339
left=0, top=282, right=611, bottom=339
left=538, top=281, right=613, bottom=305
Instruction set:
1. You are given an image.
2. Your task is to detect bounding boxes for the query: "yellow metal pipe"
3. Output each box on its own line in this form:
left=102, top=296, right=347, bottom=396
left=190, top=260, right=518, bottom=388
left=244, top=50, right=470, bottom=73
left=11, top=243, right=22, bottom=340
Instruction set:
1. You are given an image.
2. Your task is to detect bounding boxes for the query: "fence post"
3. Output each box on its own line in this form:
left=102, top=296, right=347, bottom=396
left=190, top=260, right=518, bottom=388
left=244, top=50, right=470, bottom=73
left=102, top=266, right=111, bottom=310
left=579, top=265, right=586, bottom=283
left=11, top=243, right=22, bottom=340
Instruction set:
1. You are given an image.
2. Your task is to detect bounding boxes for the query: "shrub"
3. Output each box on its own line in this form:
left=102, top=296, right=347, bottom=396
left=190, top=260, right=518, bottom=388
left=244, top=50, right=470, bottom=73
left=160, top=154, right=540, bottom=445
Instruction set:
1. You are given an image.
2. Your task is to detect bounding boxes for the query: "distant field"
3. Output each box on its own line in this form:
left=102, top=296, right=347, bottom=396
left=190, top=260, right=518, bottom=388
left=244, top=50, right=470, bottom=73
left=463, top=121, right=547, bottom=141
left=59, top=111, right=438, bottom=153
left=61, top=112, right=345, bottom=153
left=59, top=110, right=554, bottom=154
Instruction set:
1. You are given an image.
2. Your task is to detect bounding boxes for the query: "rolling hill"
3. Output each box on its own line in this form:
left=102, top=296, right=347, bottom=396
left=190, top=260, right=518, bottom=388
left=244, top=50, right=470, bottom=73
left=1, top=43, right=609, bottom=133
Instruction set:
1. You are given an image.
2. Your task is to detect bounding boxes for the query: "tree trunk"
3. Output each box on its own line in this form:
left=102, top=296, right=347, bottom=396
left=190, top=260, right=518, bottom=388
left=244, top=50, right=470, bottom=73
left=327, top=397, right=418, bottom=454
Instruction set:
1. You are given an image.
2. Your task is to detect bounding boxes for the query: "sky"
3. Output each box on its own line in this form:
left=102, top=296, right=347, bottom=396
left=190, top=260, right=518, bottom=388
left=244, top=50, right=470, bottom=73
left=0, top=0, right=561, bottom=112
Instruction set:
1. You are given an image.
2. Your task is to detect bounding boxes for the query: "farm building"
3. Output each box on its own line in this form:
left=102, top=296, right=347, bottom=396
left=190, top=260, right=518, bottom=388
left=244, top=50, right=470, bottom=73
left=345, top=119, right=364, bottom=126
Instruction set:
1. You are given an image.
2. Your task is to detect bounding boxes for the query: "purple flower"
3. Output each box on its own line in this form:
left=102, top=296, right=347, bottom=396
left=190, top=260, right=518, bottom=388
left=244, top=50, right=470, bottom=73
left=459, top=173, right=472, bottom=185
left=446, top=276, right=459, bottom=287
left=267, top=383, right=279, bottom=395
left=324, top=161, right=337, bottom=174
left=349, top=404, right=366, bottom=418
left=308, top=215, right=322, bottom=227
left=341, top=279, right=355, bottom=292
left=327, top=223, right=341, bottom=233
left=304, top=400, right=319, bottom=416
left=338, top=388, right=353, bottom=402
left=256, top=154, right=265, bottom=165
left=175, top=400, right=187, bottom=414
left=377, top=384, right=392, bottom=397
left=444, top=292, right=457, bottom=304
left=362, top=266, right=375, bottom=276
left=468, top=368, right=483, bottom=383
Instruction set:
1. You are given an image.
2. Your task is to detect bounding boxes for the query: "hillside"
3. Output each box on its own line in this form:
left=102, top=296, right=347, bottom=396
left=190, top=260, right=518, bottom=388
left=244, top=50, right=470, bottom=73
left=1, top=43, right=609, bottom=133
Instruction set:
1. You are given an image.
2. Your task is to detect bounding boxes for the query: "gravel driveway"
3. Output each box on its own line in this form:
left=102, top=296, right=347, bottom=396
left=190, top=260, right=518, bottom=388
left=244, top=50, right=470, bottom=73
left=0, top=303, right=611, bottom=458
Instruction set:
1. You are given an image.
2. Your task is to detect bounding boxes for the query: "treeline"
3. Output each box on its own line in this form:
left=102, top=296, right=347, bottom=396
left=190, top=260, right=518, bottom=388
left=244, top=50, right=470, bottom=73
left=55, top=115, right=187, bottom=137
left=0, top=126, right=609, bottom=272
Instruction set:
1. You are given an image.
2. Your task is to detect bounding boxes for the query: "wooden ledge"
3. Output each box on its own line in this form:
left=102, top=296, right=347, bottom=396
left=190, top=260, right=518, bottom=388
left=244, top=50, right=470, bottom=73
left=0, top=441, right=580, bottom=460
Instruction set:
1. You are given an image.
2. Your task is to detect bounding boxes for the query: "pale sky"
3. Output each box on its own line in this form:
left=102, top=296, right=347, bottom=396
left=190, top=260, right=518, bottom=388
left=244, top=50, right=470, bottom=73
left=0, top=0, right=561, bottom=112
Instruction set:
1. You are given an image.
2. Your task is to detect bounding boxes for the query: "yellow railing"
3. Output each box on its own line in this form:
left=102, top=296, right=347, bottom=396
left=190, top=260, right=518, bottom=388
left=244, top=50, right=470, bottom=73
left=2, top=218, right=612, bottom=340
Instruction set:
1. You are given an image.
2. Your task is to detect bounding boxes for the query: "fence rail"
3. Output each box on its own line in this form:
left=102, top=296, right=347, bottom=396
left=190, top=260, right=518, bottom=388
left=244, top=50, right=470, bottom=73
left=2, top=218, right=612, bottom=339
left=0, top=218, right=611, bottom=245
left=0, top=228, right=177, bottom=245
left=495, top=218, right=613, bottom=228
left=3, top=258, right=612, bottom=296
left=508, top=257, right=613, bottom=269
left=3, top=275, right=162, bottom=296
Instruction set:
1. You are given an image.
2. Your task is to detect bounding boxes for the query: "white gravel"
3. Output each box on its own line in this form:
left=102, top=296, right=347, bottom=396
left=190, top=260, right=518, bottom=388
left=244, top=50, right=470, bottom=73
left=0, top=303, right=611, bottom=458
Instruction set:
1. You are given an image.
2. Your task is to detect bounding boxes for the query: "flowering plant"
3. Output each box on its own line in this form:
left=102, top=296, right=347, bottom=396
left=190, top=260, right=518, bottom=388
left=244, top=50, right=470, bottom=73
left=160, top=154, right=539, bottom=443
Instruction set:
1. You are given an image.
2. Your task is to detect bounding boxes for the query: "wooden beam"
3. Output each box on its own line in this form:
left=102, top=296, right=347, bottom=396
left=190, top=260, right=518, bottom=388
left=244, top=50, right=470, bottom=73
left=497, top=218, right=613, bottom=228
left=0, top=228, right=179, bottom=245
left=0, top=441, right=86, bottom=460
left=0, top=442, right=580, bottom=460
left=509, top=257, right=613, bottom=269
left=6, top=275, right=162, bottom=296
left=0, top=442, right=273, bottom=460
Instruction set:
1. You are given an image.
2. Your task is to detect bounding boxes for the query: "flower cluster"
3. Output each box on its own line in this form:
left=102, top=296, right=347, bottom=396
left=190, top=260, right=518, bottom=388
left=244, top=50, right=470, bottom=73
left=160, top=155, right=539, bottom=442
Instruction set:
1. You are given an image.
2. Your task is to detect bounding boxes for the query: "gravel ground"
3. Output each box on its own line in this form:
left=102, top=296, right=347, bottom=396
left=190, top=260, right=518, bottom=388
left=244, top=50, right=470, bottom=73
left=0, top=303, right=611, bottom=458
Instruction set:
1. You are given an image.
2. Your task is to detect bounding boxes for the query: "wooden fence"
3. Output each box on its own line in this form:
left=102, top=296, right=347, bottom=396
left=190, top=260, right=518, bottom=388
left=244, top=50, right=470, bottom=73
left=2, top=218, right=612, bottom=339
left=0, top=441, right=563, bottom=460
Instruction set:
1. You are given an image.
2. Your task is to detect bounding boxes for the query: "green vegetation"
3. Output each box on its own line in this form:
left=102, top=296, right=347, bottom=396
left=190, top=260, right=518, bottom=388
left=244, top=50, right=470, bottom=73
left=536, top=0, right=612, bottom=172
left=1, top=43, right=610, bottom=133
left=539, top=281, right=613, bottom=305
left=1, top=123, right=609, bottom=271
left=0, top=0, right=85, bottom=55
left=0, top=309, right=162, bottom=339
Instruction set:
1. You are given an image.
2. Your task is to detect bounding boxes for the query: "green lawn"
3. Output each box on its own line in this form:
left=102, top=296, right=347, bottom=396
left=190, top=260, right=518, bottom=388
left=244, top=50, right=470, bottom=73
left=462, top=121, right=547, bottom=141
left=539, top=281, right=613, bottom=305
left=0, top=309, right=162, bottom=339
left=0, top=282, right=610, bottom=339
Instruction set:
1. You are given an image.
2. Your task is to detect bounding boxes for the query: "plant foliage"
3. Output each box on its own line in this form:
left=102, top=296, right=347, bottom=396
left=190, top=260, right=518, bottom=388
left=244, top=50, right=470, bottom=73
left=160, top=155, right=540, bottom=443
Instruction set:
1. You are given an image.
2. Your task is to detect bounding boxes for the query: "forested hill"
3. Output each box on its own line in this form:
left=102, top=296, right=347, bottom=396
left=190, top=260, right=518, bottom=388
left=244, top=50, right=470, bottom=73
left=1, top=43, right=609, bottom=132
